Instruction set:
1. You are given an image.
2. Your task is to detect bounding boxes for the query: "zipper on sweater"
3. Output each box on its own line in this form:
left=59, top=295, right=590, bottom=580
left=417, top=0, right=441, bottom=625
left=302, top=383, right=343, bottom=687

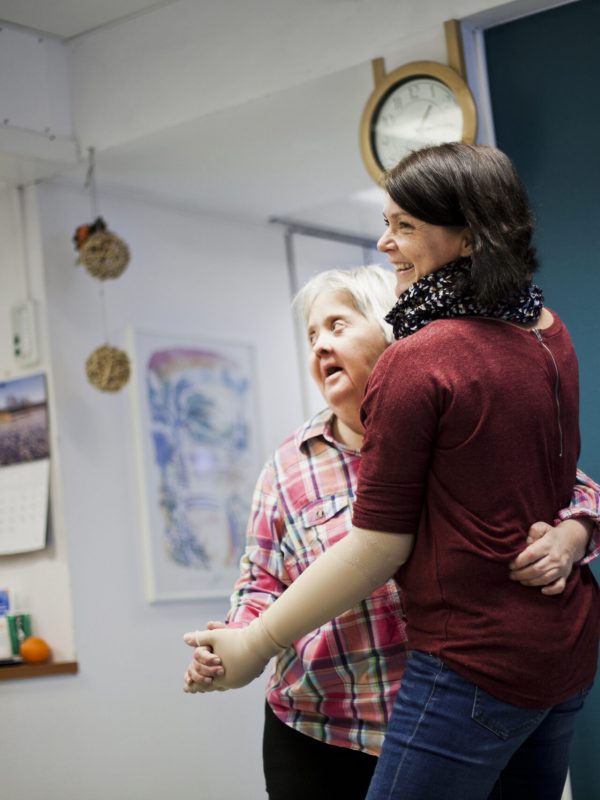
left=532, top=328, right=563, bottom=457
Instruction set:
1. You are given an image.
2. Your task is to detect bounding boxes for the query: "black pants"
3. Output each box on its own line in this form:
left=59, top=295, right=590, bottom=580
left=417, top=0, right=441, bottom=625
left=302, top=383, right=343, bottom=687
left=263, top=702, right=378, bottom=800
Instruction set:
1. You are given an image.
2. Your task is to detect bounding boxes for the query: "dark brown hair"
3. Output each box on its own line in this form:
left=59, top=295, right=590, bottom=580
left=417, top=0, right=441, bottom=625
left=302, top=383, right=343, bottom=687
left=384, top=143, right=538, bottom=306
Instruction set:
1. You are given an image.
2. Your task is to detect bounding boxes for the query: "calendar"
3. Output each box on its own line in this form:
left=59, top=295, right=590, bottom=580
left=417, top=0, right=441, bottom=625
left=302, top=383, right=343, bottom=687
left=0, top=459, right=49, bottom=555
left=0, top=373, right=50, bottom=556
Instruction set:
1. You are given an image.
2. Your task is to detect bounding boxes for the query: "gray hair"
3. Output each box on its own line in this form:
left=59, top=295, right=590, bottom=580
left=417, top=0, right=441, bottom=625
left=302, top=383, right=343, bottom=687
left=293, top=265, right=397, bottom=344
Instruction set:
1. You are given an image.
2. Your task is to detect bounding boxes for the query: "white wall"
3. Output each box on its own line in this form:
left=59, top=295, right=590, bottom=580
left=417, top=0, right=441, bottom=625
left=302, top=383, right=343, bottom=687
left=0, top=182, right=77, bottom=660
left=0, top=26, right=78, bottom=184
left=1, top=181, right=304, bottom=800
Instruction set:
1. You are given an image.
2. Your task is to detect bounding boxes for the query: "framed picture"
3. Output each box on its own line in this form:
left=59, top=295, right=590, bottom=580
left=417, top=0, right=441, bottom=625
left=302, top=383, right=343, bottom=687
left=0, top=373, right=50, bottom=555
left=129, top=329, right=262, bottom=601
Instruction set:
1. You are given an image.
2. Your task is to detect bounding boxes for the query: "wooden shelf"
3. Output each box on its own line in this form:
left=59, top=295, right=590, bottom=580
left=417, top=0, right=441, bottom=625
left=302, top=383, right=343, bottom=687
left=0, top=660, right=79, bottom=681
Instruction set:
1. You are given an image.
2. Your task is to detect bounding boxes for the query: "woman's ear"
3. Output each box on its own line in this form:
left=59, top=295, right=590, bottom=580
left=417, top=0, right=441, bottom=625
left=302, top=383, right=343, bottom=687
left=460, top=228, right=473, bottom=257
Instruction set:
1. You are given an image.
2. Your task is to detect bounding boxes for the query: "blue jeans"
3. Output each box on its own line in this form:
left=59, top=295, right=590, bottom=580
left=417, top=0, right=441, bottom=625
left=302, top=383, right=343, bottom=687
left=366, top=651, right=592, bottom=800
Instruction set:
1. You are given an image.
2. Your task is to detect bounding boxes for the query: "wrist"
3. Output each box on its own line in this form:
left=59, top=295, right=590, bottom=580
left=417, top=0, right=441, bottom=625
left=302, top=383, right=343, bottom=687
left=558, top=517, right=592, bottom=562
left=246, top=616, right=284, bottom=660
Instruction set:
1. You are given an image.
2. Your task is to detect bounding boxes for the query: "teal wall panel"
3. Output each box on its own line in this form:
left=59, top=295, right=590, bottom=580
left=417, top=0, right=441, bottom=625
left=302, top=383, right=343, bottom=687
left=485, top=1, right=600, bottom=795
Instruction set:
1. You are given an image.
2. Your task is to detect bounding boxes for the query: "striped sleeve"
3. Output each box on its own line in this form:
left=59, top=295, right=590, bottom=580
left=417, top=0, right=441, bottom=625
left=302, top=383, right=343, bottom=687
left=555, top=468, right=600, bottom=565
left=227, top=460, right=288, bottom=626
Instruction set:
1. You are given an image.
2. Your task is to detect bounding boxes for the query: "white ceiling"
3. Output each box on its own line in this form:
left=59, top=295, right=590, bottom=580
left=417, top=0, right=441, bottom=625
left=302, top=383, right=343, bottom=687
left=83, top=59, right=388, bottom=235
left=0, top=0, right=568, bottom=238
left=0, top=0, right=178, bottom=39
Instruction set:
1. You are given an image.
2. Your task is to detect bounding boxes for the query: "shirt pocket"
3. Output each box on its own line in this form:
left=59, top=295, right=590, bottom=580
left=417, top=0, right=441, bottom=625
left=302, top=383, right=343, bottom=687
left=300, top=494, right=350, bottom=530
left=281, top=494, right=352, bottom=581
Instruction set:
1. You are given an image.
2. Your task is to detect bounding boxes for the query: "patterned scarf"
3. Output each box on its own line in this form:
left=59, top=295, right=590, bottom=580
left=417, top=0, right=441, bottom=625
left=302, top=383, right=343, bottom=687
left=384, top=258, right=544, bottom=340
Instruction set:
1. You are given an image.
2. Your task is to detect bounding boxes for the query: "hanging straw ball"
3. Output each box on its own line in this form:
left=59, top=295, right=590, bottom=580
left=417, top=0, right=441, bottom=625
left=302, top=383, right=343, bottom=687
left=86, top=345, right=131, bottom=392
left=80, top=230, right=130, bottom=280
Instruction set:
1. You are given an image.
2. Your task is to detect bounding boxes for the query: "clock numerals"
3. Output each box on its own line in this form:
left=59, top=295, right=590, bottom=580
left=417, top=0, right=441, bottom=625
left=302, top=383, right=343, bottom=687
left=359, top=60, right=477, bottom=184
left=372, top=77, right=464, bottom=170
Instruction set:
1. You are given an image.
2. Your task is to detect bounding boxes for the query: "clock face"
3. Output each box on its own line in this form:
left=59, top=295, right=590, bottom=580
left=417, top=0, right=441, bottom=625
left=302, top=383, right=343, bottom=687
left=371, top=77, right=464, bottom=171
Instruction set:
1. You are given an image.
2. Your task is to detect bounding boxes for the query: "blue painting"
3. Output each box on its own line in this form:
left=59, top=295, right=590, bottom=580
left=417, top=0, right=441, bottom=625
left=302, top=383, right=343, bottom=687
left=131, top=331, right=261, bottom=601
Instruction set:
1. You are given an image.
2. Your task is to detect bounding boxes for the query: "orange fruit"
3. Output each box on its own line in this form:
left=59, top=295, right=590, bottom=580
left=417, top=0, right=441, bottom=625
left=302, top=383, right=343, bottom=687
left=20, top=636, right=52, bottom=664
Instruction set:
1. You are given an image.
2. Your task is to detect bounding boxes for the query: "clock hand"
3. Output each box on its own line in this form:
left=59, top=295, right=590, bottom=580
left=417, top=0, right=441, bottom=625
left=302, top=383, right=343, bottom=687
left=416, top=104, right=433, bottom=134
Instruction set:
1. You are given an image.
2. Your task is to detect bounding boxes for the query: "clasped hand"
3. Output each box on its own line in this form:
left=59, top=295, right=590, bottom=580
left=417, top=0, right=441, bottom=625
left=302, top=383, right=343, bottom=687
left=508, top=518, right=589, bottom=595
left=183, top=617, right=278, bottom=693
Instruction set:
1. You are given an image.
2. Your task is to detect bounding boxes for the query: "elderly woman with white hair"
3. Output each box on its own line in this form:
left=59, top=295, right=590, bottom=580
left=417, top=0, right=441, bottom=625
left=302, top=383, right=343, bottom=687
left=184, top=263, right=600, bottom=800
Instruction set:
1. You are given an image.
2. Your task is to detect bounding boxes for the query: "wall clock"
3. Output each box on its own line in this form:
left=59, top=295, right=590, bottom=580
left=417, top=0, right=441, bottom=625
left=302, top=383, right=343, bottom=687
left=359, top=60, right=477, bottom=184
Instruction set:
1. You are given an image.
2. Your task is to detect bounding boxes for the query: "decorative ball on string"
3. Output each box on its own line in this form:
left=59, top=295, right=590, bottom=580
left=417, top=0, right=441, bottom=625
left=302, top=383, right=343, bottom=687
left=74, top=216, right=130, bottom=280
left=75, top=147, right=132, bottom=393
left=85, top=344, right=131, bottom=393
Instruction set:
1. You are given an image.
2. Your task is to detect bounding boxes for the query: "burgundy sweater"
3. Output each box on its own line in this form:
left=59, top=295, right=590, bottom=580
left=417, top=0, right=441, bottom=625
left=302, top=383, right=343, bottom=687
left=353, top=314, right=599, bottom=707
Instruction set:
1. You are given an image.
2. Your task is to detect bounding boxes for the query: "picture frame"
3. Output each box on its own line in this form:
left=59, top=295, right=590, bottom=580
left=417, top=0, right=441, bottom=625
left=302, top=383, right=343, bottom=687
left=129, top=328, right=262, bottom=602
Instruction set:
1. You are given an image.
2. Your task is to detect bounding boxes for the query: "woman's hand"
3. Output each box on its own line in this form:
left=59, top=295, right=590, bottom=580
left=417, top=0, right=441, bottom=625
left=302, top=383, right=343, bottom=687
left=183, top=620, right=226, bottom=693
left=183, top=617, right=281, bottom=692
left=509, top=518, right=592, bottom=595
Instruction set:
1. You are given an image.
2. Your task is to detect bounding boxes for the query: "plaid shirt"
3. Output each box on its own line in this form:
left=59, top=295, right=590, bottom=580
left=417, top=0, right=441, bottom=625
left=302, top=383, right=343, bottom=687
left=227, top=409, right=600, bottom=755
left=228, top=409, right=406, bottom=755
left=557, top=468, right=600, bottom=564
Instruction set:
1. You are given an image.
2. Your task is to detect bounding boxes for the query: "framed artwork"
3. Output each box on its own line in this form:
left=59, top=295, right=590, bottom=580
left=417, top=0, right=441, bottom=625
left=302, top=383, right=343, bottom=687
left=129, top=329, right=262, bottom=601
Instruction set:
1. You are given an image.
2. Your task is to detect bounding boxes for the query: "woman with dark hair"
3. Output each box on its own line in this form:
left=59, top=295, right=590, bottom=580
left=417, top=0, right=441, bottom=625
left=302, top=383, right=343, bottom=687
left=186, top=144, right=599, bottom=800
left=382, top=143, right=538, bottom=306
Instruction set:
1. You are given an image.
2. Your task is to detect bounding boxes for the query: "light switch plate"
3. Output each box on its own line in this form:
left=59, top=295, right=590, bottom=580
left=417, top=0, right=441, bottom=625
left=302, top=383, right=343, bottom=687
left=11, top=300, right=39, bottom=366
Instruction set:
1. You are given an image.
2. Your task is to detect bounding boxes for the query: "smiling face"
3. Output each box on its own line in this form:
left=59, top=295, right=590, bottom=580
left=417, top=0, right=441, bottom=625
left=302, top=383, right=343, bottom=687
left=377, top=195, right=472, bottom=296
left=307, top=288, right=388, bottom=445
